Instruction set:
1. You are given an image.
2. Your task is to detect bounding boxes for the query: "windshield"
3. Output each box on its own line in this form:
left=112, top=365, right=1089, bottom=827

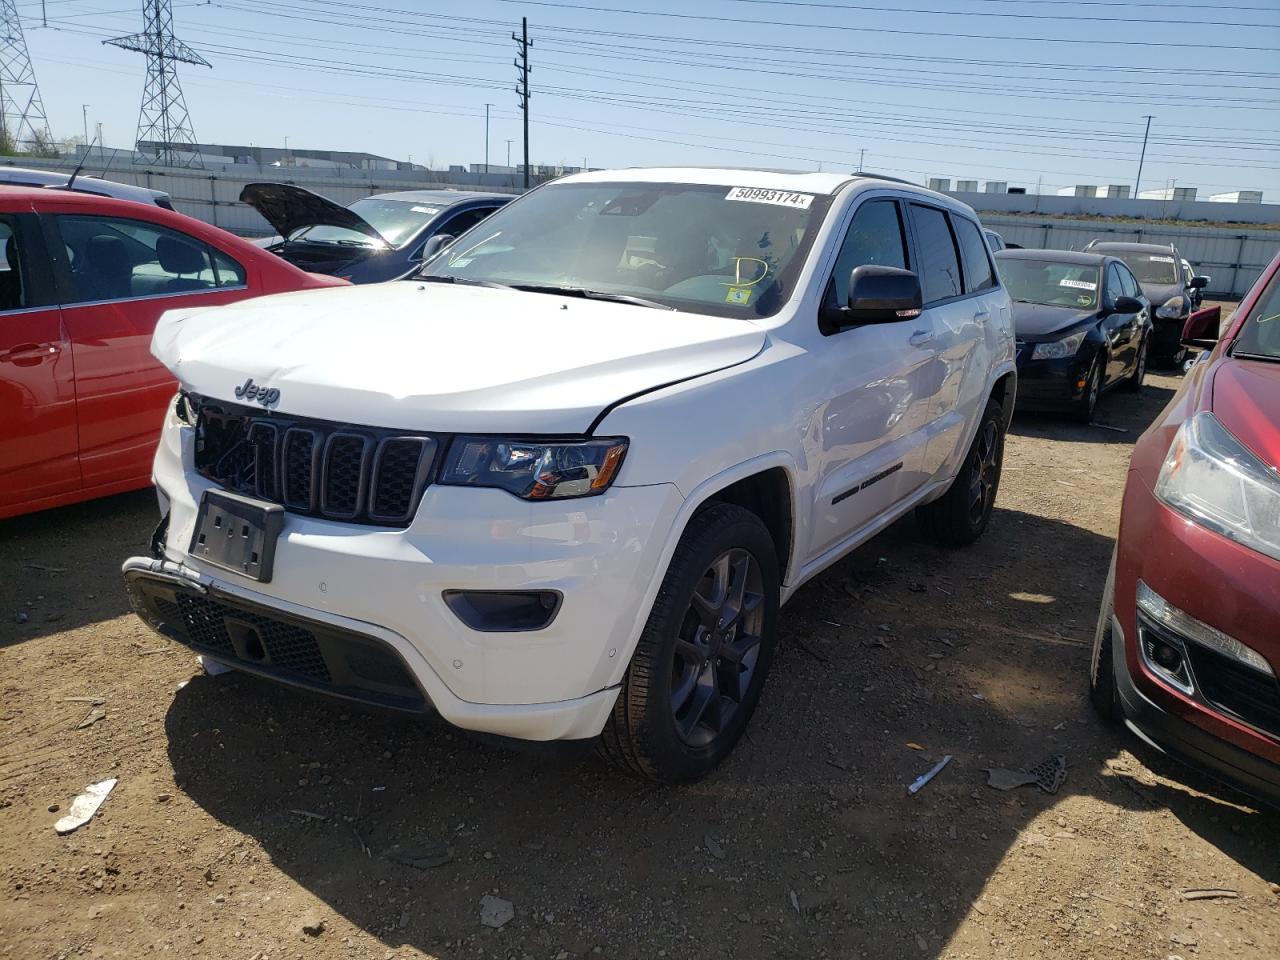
left=293, top=198, right=444, bottom=248
left=1114, top=251, right=1179, bottom=285
left=998, top=258, right=1100, bottom=309
left=418, top=181, right=834, bottom=318
left=1232, top=268, right=1280, bottom=361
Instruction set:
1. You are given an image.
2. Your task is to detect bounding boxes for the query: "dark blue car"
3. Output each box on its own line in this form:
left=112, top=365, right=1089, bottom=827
left=242, top=183, right=511, bottom=284
left=997, top=249, right=1153, bottom=423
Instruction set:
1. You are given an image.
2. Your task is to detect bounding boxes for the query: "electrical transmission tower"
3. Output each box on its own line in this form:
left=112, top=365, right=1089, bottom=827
left=0, top=0, right=52, bottom=153
left=105, top=0, right=210, bottom=168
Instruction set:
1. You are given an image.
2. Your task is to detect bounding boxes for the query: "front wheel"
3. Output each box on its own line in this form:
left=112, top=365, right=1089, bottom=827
left=1122, top=338, right=1147, bottom=393
left=918, top=397, right=1005, bottom=546
left=1074, top=355, right=1103, bottom=423
left=598, top=504, right=780, bottom=782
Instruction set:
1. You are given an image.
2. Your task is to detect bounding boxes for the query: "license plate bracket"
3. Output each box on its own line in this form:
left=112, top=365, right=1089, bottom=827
left=190, top=490, right=283, bottom=582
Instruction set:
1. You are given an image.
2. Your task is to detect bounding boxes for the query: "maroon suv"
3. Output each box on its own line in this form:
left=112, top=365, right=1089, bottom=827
left=1091, top=249, right=1280, bottom=805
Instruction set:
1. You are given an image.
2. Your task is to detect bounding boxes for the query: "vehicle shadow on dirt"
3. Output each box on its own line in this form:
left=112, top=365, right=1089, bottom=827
left=1009, top=379, right=1178, bottom=447
left=163, top=505, right=1278, bottom=959
left=0, top=490, right=154, bottom=647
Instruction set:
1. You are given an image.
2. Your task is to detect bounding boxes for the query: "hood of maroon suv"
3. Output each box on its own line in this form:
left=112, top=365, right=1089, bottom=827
left=1211, top=357, right=1280, bottom=469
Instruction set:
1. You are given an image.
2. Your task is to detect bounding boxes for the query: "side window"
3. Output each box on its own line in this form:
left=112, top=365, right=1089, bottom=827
left=908, top=204, right=962, bottom=303
left=1119, top=266, right=1141, bottom=300
left=828, top=199, right=908, bottom=306
left=439, top=206, right=497, bottom=239
left=1104, top=264, right=1125, bottom=306
left=953, top=217, right=995, bottom=293
left=211, top=248, right=247, bottom=287
left=0, top=217, right=27, bottom=312
left=57, top=215, right=218, bottom=304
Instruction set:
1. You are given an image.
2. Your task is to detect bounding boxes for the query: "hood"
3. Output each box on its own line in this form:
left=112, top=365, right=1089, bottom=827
left=1211, top=357, right=1280, bottom=469
left=151, top=282, right=767, bottom=434
left=1138, top=282, right=1183, bottom=310
left=240, top=182, right=384, bottom=243
left=1011, top=302, right=1097, bottom=340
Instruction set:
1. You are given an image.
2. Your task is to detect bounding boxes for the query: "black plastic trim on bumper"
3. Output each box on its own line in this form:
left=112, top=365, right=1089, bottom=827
left=125, top=566, right=431, bottom=714
left=1112, top=621, right=1280, bottom=808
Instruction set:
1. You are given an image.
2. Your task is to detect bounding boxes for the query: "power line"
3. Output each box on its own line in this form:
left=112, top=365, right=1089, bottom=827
left=726, top=0, right=1280, bottom=28
left=491, top=0, right=1279, bottom=50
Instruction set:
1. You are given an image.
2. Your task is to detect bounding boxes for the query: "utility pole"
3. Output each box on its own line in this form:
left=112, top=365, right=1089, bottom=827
left=484, top=102, right=492, bottom=174
left=506, top=139, right=512, bottom=167
left=1134, top=115, right=1154, bottom=197
left=0, top=0, right=52, bottom=152
left=82, top=104, right=91, bottom=149
left=858, top=148, right=865, bottom=172
left=513, top=17, right=531, bottom=189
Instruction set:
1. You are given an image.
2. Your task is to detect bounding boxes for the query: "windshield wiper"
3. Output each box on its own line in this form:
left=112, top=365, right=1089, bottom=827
left=416, top=275, right=515, bottom=290
left=1230, top=350, right=1280, bottom=364
left=508, top=283, right=675, bottom=311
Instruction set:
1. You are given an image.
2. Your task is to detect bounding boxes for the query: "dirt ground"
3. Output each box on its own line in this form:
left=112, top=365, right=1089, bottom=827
left=3, top=363, right=1278, bottom=960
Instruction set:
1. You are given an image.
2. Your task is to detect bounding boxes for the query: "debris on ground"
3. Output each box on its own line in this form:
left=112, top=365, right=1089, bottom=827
left=704, top=834, right=725, bottom=860
left=75, top=704, right=106, bottom=730
left=389, top=844, right=452, bottom=870
left=290, top=809, right=328, bottom=821
left=479, top=894, right=514, bottom=929
left=908, top=755, right=952, bottom=795
left=1182, top=888, right=1239, bottom=901
left=1092, top=422, right=1129, bottom=434
left=54, top=778, right=117, bottom=834
left=299, top=914, right=326, bottom=937
left=985, top=754, right=1068, bottom=795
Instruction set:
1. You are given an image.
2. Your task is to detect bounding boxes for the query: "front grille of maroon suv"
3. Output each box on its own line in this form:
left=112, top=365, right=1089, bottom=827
left=190, top=396, right=438, bottom=527
left=1185, top=643, right=1280, bottom=740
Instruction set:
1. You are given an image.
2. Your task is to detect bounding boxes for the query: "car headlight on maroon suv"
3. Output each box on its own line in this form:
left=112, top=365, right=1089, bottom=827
left=1154, top=411, right=1280, bottom=563
left=439, top=437, right=628, bottom=499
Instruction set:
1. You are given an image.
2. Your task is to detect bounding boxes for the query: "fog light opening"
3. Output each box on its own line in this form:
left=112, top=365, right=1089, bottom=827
left=1140, top=629, right=1194, bottom=695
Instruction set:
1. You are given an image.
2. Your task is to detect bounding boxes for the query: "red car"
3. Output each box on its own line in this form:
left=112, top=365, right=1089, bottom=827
left=0, top=186, right=344, bottom=520
left=1092, top=249, right=1280, bottom=806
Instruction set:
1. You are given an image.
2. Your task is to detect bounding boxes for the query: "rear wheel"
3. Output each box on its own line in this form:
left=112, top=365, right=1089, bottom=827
left=1122, top=338, right=1147, bottom=393
left=1089, top=548, right=1123, bottom=723
left=918, top=397, right=1004, bottom=546
left=598, top=504, right=780, bottom=782
left=1074, top=355, right=1103, bottom=423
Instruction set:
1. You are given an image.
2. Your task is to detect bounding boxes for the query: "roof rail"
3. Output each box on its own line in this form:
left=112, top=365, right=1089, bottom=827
left=854, top=171, right=916, bottom=186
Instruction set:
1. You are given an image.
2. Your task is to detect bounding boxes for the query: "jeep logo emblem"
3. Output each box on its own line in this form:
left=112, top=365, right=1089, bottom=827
left=234, top=377, right=280, bottom=408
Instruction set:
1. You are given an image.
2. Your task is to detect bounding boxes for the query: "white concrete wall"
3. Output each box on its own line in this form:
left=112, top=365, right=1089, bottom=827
left=980, top=214, right=1280, bottom=298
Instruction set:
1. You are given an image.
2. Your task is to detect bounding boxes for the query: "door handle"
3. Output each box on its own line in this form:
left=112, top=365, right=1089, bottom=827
left=908, top=329, right=934, bottom=347
left=973, top=309, right=990, bottom=324
left=0, top=342, right=59, bottom=367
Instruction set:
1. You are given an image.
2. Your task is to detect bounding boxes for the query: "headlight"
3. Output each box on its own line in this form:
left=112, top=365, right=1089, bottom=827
left=439, top=437, right=628, bottom=500
left=1156, top=295, right=1186, bottom=319
left=1155, top=412, right=1280, bottom=563
left=1031, top=330, right=1088, bottom=360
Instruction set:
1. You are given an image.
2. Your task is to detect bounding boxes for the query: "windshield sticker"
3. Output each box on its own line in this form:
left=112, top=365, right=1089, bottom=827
left=410, top=206, right=440, bottom=215
left=1059, top=279, right=1097, bottom=291
left=725, top=286, right=753, bottom=305
left=1148, top=255, right=1176, bottom=263
left=725, top=187, right=814, bottom=209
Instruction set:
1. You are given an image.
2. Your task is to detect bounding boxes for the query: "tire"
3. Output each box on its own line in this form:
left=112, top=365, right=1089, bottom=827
left=598, top=503, right=780, bottom=782
left=1089, top=547, right=1123, bottom=723
left=1122, top=338, right=1147, bottom=393
left=1074, top=355, right=1103, bottom=423
left=918, top=397, right=1005, bottom=546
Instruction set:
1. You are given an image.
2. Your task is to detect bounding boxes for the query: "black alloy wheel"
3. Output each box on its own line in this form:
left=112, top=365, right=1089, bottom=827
left=1075, top=356, right=1103, bottom=423
left=670, top=547, right=766, bottom=747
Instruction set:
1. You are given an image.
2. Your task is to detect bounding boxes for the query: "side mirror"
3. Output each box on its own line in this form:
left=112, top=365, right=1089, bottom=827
left=416, top=234, right=455, bottom=262
left=1188, top=275, right=1210, bottom=290
left=1181, top=304, right=1221, bottom=349
left=823, top=265, right=923, bottom=331
left=1112, top=295, right=1144, bottom=314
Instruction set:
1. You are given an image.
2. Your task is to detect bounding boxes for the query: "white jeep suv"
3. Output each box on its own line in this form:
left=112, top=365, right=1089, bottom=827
left=124, top=168, right=1015, bottom=782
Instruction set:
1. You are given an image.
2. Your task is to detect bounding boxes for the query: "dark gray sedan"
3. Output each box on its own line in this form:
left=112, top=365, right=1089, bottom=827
left=243, top=183, right=511, bottom=284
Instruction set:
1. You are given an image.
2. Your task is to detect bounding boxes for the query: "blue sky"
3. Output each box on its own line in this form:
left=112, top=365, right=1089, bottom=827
left=19, top=0, right=1280, bottom=197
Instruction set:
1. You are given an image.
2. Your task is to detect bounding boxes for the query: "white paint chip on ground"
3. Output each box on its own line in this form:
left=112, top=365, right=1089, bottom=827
left=55, top=778, right=117, bottom=834
left=479, top=895, right=514, bottom=929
